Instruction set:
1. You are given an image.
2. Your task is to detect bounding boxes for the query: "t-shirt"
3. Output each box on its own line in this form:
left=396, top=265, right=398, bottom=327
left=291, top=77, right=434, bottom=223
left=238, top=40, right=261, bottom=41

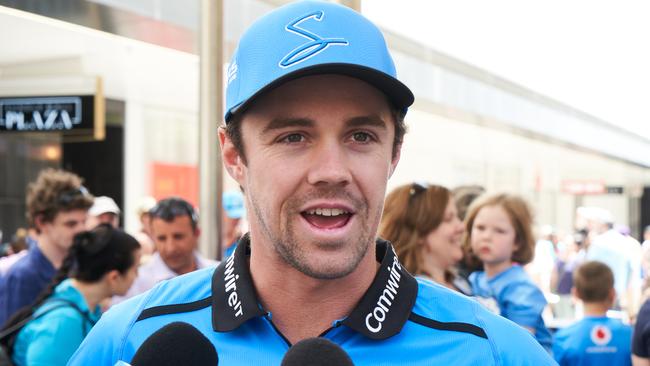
left=633, top=299, right=650, bottom=358
left=469, top=265, right=552, bottom=350
left=554, top=316, right=632, bottom=366
left=69, top=236, right=555, bottom=365
left=0, top=244, right=56, bottom=325
left=12, top=279, right=102, bottom=366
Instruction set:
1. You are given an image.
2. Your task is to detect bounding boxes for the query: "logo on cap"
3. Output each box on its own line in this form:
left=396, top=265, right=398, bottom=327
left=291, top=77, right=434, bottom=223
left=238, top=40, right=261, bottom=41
left=590, top=325, right=612, bottom=346
left=279, top=10, right=349, bottom=68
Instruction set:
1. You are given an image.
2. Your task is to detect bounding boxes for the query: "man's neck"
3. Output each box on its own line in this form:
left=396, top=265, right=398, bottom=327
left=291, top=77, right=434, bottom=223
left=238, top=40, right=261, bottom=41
left=249, top=241, right=378, bottom=344
left=582, top=301, right=610, bottom=317
left=37, top=235, right=66, bottom=269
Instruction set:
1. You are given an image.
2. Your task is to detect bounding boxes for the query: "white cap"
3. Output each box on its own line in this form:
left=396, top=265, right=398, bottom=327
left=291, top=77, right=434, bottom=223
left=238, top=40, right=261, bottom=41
left=89, top=196, right=121, bottom=216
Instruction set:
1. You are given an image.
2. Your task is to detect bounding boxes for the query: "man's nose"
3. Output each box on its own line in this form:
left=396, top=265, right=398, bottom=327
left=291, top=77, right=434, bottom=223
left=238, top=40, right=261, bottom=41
left=306, top=140, right=351, bottom=186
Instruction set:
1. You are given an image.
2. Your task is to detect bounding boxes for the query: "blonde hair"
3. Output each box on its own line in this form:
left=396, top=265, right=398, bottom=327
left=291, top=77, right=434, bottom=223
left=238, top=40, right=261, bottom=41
left=26, top=168, right=94, bottom=231
left=462, top=193, right=535, bottom=267
left=380, top=183, right=451, bottom=276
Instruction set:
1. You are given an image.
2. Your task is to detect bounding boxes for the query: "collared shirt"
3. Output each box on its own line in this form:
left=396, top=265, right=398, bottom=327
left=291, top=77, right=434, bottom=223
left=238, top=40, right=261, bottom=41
left=12, top=279, right=102, bottom=366
left=553, top=316, right=632, bottom=366
left=0, top=243, right=56, bottom=325
left=112, top=251, right=217, bottom=305
left=470, top=265, right=553, bottom=350
left=70, top=235, right=555, bottom=365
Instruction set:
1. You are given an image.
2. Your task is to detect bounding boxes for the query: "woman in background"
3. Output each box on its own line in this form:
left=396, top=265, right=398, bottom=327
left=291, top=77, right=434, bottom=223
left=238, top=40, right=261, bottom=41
left=2, top=224, right=140, bottom=366
left=380, top=182, right=469, bottom=294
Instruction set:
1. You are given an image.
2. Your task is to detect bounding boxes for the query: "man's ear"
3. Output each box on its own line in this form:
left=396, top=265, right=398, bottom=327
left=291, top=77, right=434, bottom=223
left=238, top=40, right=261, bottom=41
left=219, top=127, right=245, bottom=185
left=34, top=214, right=47, bottom=233
left=389, top=143, right=402, bottom=178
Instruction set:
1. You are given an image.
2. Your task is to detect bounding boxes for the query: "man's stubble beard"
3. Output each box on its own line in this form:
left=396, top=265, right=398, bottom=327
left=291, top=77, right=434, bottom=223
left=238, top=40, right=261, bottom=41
left=249, top=188, right=381, bottom=280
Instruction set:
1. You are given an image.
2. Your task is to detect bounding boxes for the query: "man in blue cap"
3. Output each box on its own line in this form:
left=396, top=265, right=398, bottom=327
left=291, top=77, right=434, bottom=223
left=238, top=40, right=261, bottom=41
left=69, top=2, right=554, bottom=364
left=222, top=190, right=245, bottom=257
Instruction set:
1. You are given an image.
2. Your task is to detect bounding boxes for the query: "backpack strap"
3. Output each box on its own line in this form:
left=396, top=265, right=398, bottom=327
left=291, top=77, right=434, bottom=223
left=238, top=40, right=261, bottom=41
left=0, top=298, right=97, bottom=351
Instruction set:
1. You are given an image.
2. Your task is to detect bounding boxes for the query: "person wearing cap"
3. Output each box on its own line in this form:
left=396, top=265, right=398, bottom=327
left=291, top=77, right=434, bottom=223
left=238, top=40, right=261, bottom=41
left=0, top=169, right=93, bottom=326
left=86, top=196, right=121, bottom=229
left=222, top=190, right=246, bottom=258
left=69, top=2, right=553, bottom=364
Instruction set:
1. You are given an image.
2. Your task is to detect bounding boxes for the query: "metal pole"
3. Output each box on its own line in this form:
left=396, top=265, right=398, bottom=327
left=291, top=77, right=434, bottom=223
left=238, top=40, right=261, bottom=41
left=199, top=0, right=223, bottom=260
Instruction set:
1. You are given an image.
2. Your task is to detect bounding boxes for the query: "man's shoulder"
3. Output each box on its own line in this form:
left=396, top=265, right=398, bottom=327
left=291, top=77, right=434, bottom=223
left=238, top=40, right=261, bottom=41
left=137, top=266, right=215, bottom=309
left=412, top=279, right=554, bottom=364
left=1, top=252, right=41, bottom=286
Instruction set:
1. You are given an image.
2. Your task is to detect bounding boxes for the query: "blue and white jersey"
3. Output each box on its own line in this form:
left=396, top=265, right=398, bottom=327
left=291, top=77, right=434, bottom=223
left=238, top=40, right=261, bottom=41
left=469, top=265, right=553, bottom=350
left=553, top=316, right=632, bottom=366
left=69, top=236, right=555, bottom=365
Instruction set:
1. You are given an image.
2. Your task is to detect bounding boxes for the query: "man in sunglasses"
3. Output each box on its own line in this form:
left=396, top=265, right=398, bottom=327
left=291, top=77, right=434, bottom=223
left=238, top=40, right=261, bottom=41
left=0, top=168, right=93, bottom=326
left=71, top=2, right=554, bottom=364
left=112, top=197, right=216, bottom=304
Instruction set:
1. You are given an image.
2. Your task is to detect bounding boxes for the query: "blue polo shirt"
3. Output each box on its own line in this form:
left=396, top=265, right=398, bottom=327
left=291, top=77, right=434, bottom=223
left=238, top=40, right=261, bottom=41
left=69, top=236, right=555, bottom=365
left=470, top=265, right=553, bottom=350
left=553, top=316, right=632, bottom=366
left=0, top=244, right=56, bottom=325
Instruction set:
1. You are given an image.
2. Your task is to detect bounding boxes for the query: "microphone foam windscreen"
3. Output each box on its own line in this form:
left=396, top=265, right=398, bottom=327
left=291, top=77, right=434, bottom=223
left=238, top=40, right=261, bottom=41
left=281, top=337, right=354, bottom=366
left=131, top=322, right=218, bottom=366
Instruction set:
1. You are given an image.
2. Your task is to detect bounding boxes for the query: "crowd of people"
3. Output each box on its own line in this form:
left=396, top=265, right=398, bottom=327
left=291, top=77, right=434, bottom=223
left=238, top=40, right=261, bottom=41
left=0, top=168, right=246, bottom=365
left=0, top=1, right=647, bottom=365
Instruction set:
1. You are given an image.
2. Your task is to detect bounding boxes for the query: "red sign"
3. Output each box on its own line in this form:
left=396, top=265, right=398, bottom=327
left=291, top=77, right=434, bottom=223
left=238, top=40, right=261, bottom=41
left=561, top=180, right=606, bottom=195
left=151, top=162, right=198, bottom=207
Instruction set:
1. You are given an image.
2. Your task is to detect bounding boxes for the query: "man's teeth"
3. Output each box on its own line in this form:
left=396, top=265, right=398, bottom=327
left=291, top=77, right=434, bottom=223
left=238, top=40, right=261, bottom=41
left=306, top=208, right=349, bottom=216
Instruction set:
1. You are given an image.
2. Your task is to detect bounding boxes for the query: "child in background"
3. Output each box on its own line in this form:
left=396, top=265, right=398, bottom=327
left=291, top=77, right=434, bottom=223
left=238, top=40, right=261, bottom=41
left=553, top=261, right=632, bottom=366
left=464, top=193, right=552, bottom=350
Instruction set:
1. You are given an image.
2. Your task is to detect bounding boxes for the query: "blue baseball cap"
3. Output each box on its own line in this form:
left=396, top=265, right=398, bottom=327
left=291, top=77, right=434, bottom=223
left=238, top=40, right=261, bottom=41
left=222, top=190, right=245, bottom=219
left=224, top=0, right=414, bottom=122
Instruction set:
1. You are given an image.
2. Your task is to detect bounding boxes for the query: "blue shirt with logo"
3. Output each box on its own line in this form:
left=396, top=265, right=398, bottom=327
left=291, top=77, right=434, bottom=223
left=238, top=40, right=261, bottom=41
left=469, top=265, right=553, bottom=350
left=69, top=236, right=555, bottom=365
left=553, top=316, right=632, bottom=366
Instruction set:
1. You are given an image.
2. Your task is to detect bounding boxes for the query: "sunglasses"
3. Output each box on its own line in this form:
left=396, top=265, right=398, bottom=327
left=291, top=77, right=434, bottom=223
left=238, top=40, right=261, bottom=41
left=408, top=182, right=428, bottom=202
left=58, top=186, right=90, bottom=205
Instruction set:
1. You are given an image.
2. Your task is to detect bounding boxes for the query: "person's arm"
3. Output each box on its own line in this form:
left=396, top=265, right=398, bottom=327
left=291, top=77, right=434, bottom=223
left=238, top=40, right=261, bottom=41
left=0, top=273, right=38, bottom=325
left=501, top=281, right=547, bottom=332
left=633, top=355, right=650, bottom=366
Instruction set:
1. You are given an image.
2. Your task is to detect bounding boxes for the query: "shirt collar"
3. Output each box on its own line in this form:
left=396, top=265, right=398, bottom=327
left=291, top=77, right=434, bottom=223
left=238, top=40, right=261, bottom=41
left=211, top=234, right=418, bottom=340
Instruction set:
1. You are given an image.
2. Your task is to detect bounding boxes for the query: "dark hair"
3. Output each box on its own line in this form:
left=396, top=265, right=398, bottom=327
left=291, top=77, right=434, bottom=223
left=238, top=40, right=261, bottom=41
left=380, top=183, right=452, bottom=276
left=0, top=224, right=139, bottom=345
left=26, top=169, right=94, bottom=232
left=452, top=185, right=485, bottom=221
left=224, top=107, right=406, bottom=164
left=149, top=197, right=199, bottom=231
left=573, top=261, right=614, bottom=303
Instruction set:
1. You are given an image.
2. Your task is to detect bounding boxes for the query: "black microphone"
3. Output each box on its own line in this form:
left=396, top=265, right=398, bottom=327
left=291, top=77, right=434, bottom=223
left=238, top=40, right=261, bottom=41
left=281, top=337, right=354, bottom=366
left=130, top=322, right=218, bottom=366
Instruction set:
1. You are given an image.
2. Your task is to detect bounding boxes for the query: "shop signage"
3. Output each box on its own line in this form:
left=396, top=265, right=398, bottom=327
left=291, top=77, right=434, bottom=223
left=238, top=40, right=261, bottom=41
left=0, top=96, right=89, bottom=132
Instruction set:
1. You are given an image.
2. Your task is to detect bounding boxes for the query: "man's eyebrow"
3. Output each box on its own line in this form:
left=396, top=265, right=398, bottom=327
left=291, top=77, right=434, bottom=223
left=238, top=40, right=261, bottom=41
left=261, top=117, right=314, bottom=134
left=346, top=115, right=388, bottom=130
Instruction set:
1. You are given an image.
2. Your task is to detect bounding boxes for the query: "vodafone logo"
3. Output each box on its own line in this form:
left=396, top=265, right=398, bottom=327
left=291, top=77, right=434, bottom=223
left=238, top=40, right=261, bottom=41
left=590, top=325, right=612, bottom=346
